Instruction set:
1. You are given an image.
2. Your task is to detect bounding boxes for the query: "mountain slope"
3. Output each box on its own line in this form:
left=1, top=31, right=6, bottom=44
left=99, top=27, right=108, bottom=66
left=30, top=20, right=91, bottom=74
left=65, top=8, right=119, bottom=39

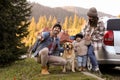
left=30, top=2, right=75, bottom=22
left=61, top=6, right=113, bottom=18
left=30, top=2, right=113, bottom=23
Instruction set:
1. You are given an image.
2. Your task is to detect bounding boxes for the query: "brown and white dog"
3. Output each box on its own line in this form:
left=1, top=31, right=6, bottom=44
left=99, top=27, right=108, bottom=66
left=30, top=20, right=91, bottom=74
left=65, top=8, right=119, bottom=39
left=62, top=42, right=75, bottom=72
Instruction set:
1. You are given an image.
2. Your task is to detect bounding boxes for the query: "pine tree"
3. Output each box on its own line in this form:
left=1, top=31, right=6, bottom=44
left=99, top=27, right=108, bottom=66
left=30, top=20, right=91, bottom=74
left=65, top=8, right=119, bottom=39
left=0, top=0, right=31, bottom=65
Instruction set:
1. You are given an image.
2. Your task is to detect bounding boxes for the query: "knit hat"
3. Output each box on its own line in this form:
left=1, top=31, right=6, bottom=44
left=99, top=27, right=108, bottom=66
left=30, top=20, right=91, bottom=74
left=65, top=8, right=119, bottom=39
left=87, top=7, right=98, bottom=17
left=52, top=23, right=62, bottom=31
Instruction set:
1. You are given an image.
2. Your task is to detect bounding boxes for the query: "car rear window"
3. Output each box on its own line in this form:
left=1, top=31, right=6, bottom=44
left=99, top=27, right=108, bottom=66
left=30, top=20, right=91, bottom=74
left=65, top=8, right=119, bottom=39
left=107, top=19, right=120, bottom=30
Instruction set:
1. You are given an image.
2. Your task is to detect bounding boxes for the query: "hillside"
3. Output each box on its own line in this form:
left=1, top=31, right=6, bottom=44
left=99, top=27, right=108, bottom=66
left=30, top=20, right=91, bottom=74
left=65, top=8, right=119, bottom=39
left=30, top=2, right=113, bottom=23
left=30, top=2, right=75, bottom=22
left=61, top=6, right=113, bottom=18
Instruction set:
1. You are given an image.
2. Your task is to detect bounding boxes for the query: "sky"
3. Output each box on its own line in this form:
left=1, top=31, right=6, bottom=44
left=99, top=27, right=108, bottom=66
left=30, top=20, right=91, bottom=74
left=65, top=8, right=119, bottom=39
left=28, top=0, right=120, bottom=16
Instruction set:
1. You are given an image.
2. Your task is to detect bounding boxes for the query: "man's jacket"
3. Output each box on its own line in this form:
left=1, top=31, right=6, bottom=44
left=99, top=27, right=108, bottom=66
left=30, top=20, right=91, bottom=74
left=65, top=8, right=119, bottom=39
left=31, top=32, right=62, bottom=57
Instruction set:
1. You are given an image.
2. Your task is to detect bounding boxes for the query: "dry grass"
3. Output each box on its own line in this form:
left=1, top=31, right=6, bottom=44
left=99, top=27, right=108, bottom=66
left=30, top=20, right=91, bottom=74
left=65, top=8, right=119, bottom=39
left=0, top=58, right=98, bottom=80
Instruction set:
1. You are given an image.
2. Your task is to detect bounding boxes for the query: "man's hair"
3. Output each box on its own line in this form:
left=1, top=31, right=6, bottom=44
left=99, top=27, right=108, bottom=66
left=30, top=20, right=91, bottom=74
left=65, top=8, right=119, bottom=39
left=52, top=23, right=62, bottom=31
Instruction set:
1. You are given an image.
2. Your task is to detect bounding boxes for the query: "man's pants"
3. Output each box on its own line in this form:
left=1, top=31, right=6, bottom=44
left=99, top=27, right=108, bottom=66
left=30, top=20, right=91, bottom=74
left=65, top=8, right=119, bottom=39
left=35, top=47, right=67, bottom=67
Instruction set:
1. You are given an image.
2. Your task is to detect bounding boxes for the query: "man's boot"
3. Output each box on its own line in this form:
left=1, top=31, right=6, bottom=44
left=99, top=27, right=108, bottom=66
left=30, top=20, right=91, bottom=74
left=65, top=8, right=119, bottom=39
left=41, top=66, right=50, bottom=75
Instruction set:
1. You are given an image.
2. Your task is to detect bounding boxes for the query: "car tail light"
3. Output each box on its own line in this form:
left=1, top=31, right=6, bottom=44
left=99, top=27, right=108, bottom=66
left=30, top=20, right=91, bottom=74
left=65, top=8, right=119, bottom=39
left=103, top=30, right=114, bottom=46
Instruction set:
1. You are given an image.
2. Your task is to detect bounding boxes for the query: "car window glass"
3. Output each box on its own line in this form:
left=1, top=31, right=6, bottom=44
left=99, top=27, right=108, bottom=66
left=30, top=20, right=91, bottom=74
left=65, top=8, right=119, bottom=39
left=107, top=19, right=120, bottom=30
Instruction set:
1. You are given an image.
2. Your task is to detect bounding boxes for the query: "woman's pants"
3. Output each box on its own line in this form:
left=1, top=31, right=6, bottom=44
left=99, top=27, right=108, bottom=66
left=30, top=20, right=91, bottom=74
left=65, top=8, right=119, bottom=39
left=87, top=45, right=98, bottom=70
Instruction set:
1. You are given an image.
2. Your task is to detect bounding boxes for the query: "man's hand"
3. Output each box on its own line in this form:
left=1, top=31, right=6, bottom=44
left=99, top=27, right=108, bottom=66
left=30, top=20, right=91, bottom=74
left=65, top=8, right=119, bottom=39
left=37, top=33, right=44, bottom=41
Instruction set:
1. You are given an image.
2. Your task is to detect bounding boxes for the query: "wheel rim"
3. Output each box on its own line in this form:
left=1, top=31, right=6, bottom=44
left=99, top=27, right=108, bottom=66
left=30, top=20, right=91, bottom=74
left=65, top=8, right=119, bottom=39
left=87, top=57, right=92, bottom=71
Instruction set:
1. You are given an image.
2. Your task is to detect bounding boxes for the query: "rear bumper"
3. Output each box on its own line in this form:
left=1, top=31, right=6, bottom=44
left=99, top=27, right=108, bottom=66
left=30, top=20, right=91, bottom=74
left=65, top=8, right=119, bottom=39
left=98, top=59, right=120, bottom=65
left=96, top=46, right=120, bottom=65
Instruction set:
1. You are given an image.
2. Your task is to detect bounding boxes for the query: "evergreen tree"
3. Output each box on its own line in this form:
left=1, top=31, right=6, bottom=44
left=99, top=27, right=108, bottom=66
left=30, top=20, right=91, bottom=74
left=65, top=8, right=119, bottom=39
left=0, top=0, right=31, bottom=65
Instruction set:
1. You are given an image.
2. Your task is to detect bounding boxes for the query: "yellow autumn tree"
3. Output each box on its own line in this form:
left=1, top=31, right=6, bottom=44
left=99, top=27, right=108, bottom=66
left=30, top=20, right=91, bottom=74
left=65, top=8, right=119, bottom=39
left=37, top=16, right=47, bottom=32
left=118, top=14, right=120, bottom=18
left=67, top=14, right=80, bottom=35
left=63, top=17, right=69, bottom=30
left=78, top=17, right=86, bottom=32
left=51, top=16, right=57, bottom=28
left=25, top=17, right=37, bottom=48
left=72, top=14, right=79, bottom=28
left=62, top=15, right=86, bottom=36
left=68, top=16, right=73, bottom=28
left=47, top=15, right=53, bottom=28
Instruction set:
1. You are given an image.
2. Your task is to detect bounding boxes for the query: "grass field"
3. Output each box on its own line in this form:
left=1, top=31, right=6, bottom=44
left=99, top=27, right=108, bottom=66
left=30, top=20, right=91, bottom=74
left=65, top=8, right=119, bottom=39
left=0, top=58, right=98, bottom=80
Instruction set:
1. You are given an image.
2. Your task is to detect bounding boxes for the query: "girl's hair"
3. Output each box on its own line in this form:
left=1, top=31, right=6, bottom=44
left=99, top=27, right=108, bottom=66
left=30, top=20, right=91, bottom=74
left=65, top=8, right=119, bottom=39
left=75, top=33, right=84, bottom=39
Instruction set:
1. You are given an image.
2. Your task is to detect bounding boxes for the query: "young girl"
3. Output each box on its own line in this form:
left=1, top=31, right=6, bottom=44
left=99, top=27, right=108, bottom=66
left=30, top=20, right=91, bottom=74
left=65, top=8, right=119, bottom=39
left=72, top=33, right=91, bottom=71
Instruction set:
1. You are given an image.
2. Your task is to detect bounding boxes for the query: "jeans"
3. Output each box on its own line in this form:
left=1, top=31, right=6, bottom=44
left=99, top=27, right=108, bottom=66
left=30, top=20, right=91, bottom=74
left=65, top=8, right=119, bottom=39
left=87, top=44, right=98, bottom=70
left=77, top=55, right=87, bottom=67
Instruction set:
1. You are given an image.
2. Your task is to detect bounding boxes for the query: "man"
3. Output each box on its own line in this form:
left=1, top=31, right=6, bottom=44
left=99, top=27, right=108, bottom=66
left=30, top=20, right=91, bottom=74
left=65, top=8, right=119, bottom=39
left=83, top=7, right=105, bottom=71
left=32, top=23, right=66, bottom=75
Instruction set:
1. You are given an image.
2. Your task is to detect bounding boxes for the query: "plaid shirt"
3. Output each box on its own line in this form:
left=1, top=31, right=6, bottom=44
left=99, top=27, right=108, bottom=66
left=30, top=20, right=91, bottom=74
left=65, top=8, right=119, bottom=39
left=48, top=38, right=57, bottom=55
left=83, top=21, right=105, bottom=42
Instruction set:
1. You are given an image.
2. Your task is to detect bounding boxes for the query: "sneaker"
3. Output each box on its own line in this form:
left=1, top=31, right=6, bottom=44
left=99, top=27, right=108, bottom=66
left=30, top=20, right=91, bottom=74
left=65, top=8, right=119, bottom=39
left=94, top=67, right=99, bottom=71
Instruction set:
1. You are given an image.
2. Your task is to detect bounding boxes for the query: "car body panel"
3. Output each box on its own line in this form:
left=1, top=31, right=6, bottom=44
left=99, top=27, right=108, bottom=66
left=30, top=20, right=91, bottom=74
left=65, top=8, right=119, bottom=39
left=96, top=18, right=120, bottom=66
left=114, top=31, right=120, bottom=53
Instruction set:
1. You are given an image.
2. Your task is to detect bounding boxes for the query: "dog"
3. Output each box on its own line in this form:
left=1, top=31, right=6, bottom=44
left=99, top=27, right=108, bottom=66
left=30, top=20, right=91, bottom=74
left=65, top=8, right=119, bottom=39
left=62, top=42, right=75, bottom=72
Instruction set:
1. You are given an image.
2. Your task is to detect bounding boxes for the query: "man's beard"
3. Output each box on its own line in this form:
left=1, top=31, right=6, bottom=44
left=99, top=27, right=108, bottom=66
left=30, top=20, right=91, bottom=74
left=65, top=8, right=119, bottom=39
left=53, top=30, right=59, bottom=35
left=89, top=18, right=98, bottom=27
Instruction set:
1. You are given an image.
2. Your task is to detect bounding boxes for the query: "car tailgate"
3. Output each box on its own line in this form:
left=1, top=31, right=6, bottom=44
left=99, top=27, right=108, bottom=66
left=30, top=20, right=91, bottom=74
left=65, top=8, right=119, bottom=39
left=114, top=31, right=120, bottom=53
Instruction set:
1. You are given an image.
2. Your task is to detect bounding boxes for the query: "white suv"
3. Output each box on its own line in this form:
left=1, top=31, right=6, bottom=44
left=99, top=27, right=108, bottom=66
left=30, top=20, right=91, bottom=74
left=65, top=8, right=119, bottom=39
left=95, top=17, right=120, bottom=70
left=87, top=17, right=120, bottom=71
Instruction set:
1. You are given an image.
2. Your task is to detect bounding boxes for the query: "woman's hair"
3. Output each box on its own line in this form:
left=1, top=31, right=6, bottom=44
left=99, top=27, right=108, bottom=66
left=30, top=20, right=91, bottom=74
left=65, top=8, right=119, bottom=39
left=89, top=17, right=98, bottom=27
